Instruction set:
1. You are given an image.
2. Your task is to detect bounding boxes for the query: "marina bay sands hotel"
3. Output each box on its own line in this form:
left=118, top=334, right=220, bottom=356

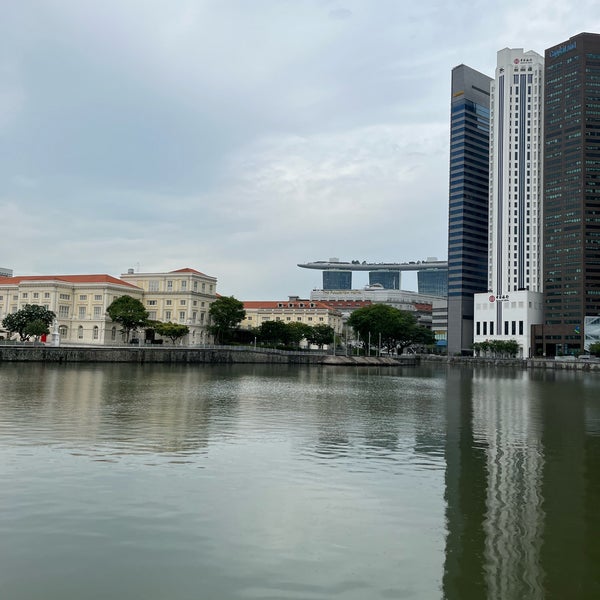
left=298, top=257, right=448, bottom=297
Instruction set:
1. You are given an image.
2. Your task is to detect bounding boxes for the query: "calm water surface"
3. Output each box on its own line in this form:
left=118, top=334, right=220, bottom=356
left=0, top=363, right=599, bottom=599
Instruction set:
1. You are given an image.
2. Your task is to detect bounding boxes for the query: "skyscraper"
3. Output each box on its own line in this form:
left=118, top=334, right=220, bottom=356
left=534, top=32, right=600, bottom=356
left=473, top=48, right=545, bottom=356
left=447, top=65, right=492, bottom=355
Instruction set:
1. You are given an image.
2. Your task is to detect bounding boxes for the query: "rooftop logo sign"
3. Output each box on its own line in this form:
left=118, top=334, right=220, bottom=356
left=550, top=41, right=576, bottom=59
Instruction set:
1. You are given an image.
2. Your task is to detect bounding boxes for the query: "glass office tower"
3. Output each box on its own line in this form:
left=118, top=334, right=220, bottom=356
left=537, top=32, right=600, bottom=355
left=447, top=65, right=492, bottom=355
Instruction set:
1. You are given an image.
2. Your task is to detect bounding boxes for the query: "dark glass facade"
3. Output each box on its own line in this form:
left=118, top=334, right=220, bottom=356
left=322, top=270, right=352, bottom=290
left=418, top=269, right=448, bottom=297
left=447, top=65, right=492, bottom=355
left=540, top=33, right=600, bottom=355
left=369, top=271, right=400, bottom=289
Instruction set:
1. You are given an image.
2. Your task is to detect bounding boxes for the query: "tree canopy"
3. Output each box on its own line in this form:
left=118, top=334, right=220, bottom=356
left=106, top=295, right=149, bottom=342
left=2, top=304, right=56, bottom=341
left=306, top=324, right=335, bottom=349
left=208, top=296, right=245, bottom=343
left=153, top=321, right=190, bottom=345
left=347, top=304, right=434, bottom=354
left=590, top=342, right=600, bottom=357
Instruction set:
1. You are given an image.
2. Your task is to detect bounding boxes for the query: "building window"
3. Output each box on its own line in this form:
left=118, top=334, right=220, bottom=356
left=79, top=295, right=87, bottom=301
left=94, top=306, right=102, bottom=317
left=181, top=281, right=187, bottom=291
left=512, top=321, right=516, bottom=335
left=483, top=322, right=487, bottom=335
left=167, top=280, right=173, bottom=291
left=180, top=300, right=186, bottom=306
left=148, top=281, right=159, bottom=292
left=504, top=321, right=509, bottom=335
left=166, top=300, right=172, bottom=306
left=59, top=325, right=68, bottom=337
left=94, top=295, right=102, bottom=301
left=476, top=322, right=481, bottom=335
left=44, top=293, right=50, bottom=299
left=165, top=311, right=171, bottom=320
left=59, top=306, right=69, bottom=318
left=490, top=322, right=494, bottom=335
left=147, top=300, right=157, bottom=306
left=79, top=307, right=86, bottom=319
left=93, top=326, right=99, bottom=340
left=179, top=311, right=186, bottom=322
left=519, top=321, right=524, bottom=335
left=22, top=293, right=28, bottom=299
left=111, top=326, right=116, bottom=341
left=193, top=281, right=198, bottom=291
left=33, top=293, right=39, bottom=299
left=78, top=325, right=84, bottom=339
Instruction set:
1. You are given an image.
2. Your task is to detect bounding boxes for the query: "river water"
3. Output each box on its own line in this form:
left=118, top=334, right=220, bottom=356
left=0, top=363, right=599, bottom=600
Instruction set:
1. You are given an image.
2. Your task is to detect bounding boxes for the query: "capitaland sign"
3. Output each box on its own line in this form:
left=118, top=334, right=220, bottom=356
left=550, top=41, right=577, bottom=59
left=488, top=294, right=509, bottom=303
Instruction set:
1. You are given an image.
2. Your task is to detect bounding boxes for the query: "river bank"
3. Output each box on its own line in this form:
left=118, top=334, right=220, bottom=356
left=0, top=345, right=418, bottom=366
left=422, top=354, right=600, bottom=372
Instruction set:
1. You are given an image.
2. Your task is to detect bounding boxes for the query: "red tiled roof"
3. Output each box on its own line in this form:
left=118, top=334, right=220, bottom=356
left=414, top=303, right=433, bottom=312
left=320, top=300, right=372, bottom=308
left=244, top=300, right=336, bottom=311
left=0, top=275, right=140, bottom=289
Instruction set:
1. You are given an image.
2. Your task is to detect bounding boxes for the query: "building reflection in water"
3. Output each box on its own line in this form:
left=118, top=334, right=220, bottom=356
left=444, top=367, right=600, bottom=600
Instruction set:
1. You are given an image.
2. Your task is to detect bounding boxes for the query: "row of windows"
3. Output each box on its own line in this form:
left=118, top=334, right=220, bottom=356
left=476, top=321, right=524, bottom=336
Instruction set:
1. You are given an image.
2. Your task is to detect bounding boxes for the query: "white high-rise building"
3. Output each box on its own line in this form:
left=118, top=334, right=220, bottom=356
left=473, top=48, right=545, bottom=357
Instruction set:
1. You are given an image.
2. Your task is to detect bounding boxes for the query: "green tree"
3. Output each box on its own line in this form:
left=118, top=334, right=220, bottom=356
left=589, top=342, right=600, bottom=357
left=2, top=304, right=56, bottom=341
left=347, top=304, right=431, bottom=354
left=208, top=296, right=246, bottom=343
left=306, top=324, right=335, bottom=349
left=258, top=320, right=290, bottom=346
left=287, top=321, right=312, bottom=348
left=106, top=295, right=149, bottom=342
left=154, top=321, right=190, bottom=345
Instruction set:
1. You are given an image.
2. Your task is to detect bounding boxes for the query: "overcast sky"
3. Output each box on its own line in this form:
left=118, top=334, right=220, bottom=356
left=1, top=1, right=598, bottom=298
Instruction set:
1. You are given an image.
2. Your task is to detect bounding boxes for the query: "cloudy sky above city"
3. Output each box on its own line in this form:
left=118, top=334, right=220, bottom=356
left=1, top=0, right=598, bottom=298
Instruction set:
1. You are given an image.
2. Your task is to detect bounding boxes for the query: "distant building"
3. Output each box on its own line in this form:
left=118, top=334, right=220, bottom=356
left=120, top=267, right=217, bottom=345
left=0, top=274, right=143, bottom=344
left=473, top=47, right=545, bottom=356
left=369, top=271, right=400, bottom=290
left=417, top=269, right=448, bottom=297
left=241, top=298, right=343, bottom=344
left=0, top=267, right=12, bottom=278
left=447, top=64, right=492, bottom=356
left=323, top=269, right=352, bottom=290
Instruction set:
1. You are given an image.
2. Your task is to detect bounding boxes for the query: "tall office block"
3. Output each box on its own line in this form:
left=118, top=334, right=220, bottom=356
left=322, top=270, right=352, bottom=290
left=534, top=33, right=600, bottom=355
left=369, top=270, right=400, bottom=290
left=418, top=269, right=448, bottom=297
left=473, top=48, right=545, bottom=356
left=447, top=65, right=492, bottom=355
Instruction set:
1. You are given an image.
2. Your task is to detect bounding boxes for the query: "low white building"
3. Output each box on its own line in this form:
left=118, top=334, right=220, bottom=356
left=473, top=290, right=543, bottom=357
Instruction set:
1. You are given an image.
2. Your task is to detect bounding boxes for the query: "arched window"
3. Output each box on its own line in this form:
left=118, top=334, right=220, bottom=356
left=78, top=325, right=83, bottom=339
left=93, top=326, right=99, bottom=340
left=59, top=325, right=68, bottom=337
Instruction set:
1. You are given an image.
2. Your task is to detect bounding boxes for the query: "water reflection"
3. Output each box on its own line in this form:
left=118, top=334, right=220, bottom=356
left=444, top=366, right=600, bottom=600
left=1, top=363, right=600, bottom=599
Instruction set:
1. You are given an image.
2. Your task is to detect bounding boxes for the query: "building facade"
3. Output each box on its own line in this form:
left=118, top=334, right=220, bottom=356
left=241, top=298, right=343, bottom=345
left=447, top=65, right=493, bottom=355
left=535, top=32, right=600, bottom=356
left=0, top=274, right=143, bottom=344
left=474, top=48, right=545, bottom=356
left=417, top=268, right=448, bottom=297
left=0, top=267, right=217, bottom=346
left=120, top=268, right=217, bottom=345
left=0, top=267, right=13, bottom=278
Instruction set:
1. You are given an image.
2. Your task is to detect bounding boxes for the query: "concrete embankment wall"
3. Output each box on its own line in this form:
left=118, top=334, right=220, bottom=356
left=424, top=354, right=600, bottom=372
left=0, top=346, right=418, bottom=366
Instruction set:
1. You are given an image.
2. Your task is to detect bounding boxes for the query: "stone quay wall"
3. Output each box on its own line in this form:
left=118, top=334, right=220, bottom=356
left=0, top=345, right=418, bottom=366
